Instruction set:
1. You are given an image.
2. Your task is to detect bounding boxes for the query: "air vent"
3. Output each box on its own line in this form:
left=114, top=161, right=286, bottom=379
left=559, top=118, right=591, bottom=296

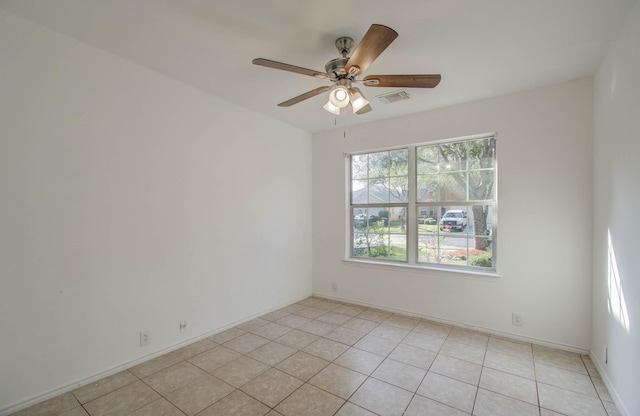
left=376, top=90, right=411, bottom=104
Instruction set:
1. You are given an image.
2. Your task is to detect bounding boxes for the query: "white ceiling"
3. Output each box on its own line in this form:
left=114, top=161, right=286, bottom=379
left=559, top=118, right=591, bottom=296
left=1, top=0, right=636, bottom=133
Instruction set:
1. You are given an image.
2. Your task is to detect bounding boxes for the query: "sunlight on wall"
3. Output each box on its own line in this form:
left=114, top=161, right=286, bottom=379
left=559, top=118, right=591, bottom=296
left=608, top=229, right=630, bottom=333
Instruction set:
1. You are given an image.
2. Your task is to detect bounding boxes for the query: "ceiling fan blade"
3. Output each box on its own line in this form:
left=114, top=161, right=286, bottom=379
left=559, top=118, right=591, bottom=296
left=252, top=58, right=330, bottom=79
left=278, top=86, right=332, bottom=107
left=363, top=74, right=442, bottom=88
left=345, top=24, right=398, bottom=76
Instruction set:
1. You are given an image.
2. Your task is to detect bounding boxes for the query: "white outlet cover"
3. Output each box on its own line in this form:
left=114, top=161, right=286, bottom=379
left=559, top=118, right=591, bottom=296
left=140, top=330, right=150, bottom=346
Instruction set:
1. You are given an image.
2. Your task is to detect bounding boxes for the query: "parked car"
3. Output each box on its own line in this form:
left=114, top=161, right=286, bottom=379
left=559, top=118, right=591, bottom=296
left=440, top=210, right=467, bottom=231
left=353, top=214, right=366, bottom=227
left=353, top=213, right=379, bottom=227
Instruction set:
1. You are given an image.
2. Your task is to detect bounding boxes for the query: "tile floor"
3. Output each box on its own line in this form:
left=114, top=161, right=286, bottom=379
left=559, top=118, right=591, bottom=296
left=12, top=297, right=620, bottom=416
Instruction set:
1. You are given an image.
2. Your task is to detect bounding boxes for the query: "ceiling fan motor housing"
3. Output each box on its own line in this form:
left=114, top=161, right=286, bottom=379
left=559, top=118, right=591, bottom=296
left=325, top=57, right=349, bottom=79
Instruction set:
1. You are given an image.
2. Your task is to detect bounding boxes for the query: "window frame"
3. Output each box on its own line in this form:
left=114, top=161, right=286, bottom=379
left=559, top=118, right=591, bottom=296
left=346, top=133, right=498, bottom=275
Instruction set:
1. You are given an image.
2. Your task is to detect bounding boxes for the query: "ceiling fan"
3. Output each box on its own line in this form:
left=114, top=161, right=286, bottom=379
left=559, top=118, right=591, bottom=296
left=252, top=24, right=441, bottom=115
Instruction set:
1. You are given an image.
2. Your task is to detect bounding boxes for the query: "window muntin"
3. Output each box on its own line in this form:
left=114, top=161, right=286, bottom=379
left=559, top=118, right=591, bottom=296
left=348, top=135, right=496, bottom=273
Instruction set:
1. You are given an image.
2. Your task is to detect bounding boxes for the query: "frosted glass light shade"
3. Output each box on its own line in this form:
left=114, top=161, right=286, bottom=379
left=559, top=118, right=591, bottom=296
left=323, top=100, right=340, bottom=115
left=329, top=86, right=350, bottom=108
left=349, top=87, right=371, bottom=114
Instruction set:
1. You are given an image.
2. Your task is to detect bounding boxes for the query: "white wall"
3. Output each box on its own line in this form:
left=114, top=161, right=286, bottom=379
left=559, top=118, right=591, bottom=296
left=313, top=77, right=593, bottom=350
left=0, top=11, right=312, bottom=412
left=592, top=2, right=640, bottom=415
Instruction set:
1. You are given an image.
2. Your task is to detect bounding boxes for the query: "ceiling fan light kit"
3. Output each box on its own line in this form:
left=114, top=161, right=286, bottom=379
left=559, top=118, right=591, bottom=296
left=349, top=87, right=370, bottom=114
left=329, top=85, right=350, bottom=108
left=252, top=24, right=441, bottom=116
left=323, top=100, right=341, bottom=115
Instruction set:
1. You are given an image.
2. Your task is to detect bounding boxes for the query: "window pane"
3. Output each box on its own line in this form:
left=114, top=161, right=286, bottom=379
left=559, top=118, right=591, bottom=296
left=387, top=207, right=407, bottom=261
left=465, top=205, right=493, bottom=269
left=352, top=154, right=368, bottom=180
left=417, top=174, right=438, bottom=202
left=438, top=142, right=467, bottom=171
left=389, top=149, right=408, bottom=176
left=418, top=233, right=439, bottom=263
left=389, top=176, right=408, bottom=202
left=368, top=151, right=390, bottom=179
left=418, top=207, right=441, bottom=263
left=417, top=208, right=439, bottom=234
left=416, top=146, right=439, bottom=174
left=352, top=207, right=406, bottom=261
left=439, top=173, right=466, bottom=201
left=467, top=205, right=494, bottom=238
left=351, top=179, right=368, bottom=204
left=467, top=137, right=496, bottom=169
left=369, top=178, right=389, bottom=203
left=468, top=170, right=495, bottom=200
left=439, top=207, right=469, bottom=233
left=467, top=237, right=493, bottom=268
left=439, top=235, right=469, bottom=266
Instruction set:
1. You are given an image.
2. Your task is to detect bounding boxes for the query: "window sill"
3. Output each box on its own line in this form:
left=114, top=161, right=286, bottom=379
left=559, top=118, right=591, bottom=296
left=342, top=258, right=500, bottom=279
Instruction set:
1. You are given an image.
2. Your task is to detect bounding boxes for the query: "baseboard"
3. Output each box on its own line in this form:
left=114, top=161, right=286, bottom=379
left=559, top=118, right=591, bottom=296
left=590, top=352, right=630, bottom=416
left=0, top=292, right=312, bottom=416
left=314, top=292, right=590, bottom=354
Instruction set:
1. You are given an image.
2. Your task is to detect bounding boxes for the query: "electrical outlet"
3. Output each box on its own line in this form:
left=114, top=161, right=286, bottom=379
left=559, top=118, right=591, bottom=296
left=140, top=330, right=150, bottom=346
left=331, top=282, right=338, bottom=293
left=512, top=313, right=522, bottom=326
left=180, top=320, right=188, bottom=333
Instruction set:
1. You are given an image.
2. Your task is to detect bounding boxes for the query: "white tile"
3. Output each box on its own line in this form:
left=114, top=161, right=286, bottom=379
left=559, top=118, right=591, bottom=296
left=354, top=334, right=398, bottom=356
left=473, top=388, right=539, bottom=416
left=369, top=325, right=410, bottom=343
left=430, top=354, right=482, bottom=386
left=350, top=378, right=413, bottom=416
left=402, top=332, right=446, bottom=352
left=335, top=402, right=377, bottom=416
left=334, top=348, right=385, bottom=375
left=388, top=343, right=436, bottom=370
left=440, top=340, right=486, bottom=365
left=479, top=367, right=537, bottom=405
left=309, top=363, right=367, bottom=399
left=412, top=321, right=452, bottom=338
left=591, top=377, right=613, bottom=402
left=447, top=329, right=489, bottom=349
left=417, top=372, right=477, bottom=413
left=487, top=337, right=532, bottom=360
left=275, top=384, right=344, bottom=416
left=535, top=363, right=597, bottom=397
left=538, top=382, right=607, bottom=416
left=533, top=345, right=587, bottom=374
left=484, top=350, right=535, bottom=379
left=404, top=394, right=469, bottom=416
left=371, top=358, right=426, bottom=392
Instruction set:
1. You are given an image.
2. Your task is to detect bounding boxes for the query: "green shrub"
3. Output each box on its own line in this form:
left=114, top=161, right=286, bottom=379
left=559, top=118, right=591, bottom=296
left=469, top=252, right=492, bottom=267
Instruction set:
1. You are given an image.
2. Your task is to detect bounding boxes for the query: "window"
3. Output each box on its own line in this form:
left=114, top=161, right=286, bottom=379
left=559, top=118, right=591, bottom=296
left=348, top=134, right=497, bottom=273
